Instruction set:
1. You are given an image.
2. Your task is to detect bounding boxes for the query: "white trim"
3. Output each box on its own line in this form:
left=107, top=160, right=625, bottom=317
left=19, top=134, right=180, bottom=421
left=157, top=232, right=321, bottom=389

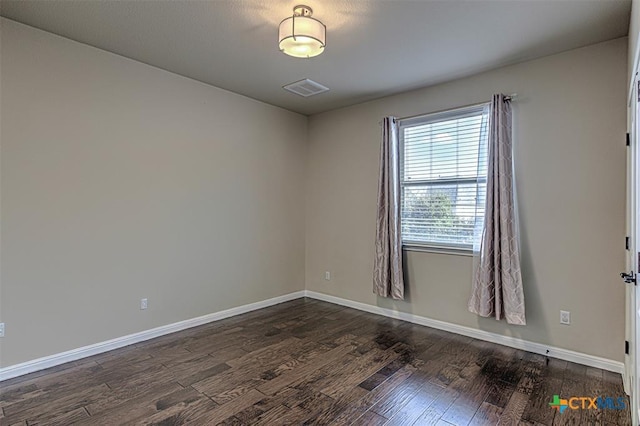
left=303, top=290, right=625, bottom=375
left=0, top=289, right=624, bottom=382
left=629, top=32, right=640, bottom=107
left=0, top=291, right=305, bottom=382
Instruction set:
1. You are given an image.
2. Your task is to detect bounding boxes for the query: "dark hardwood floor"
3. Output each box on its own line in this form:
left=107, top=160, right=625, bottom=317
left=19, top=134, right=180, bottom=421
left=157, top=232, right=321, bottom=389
left=0, top=298, right=631, bottom=425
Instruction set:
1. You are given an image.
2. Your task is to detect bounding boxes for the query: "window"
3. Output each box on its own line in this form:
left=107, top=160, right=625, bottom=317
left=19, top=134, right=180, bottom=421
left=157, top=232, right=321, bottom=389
left=399, top=104, right=489, bottom=251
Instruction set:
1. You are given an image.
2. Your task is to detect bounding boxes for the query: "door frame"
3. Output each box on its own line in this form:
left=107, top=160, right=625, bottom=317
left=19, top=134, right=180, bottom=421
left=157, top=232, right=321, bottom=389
left=626, top=75, right=637, bottom=424
left=626, top=39, right=640, bottom=425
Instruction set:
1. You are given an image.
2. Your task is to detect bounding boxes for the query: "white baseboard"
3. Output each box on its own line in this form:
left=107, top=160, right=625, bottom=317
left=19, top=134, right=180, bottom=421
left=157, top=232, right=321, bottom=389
left=0, top=291, right=306, bottom=382
left=0, top=289, right=624, bottom=382
left=303, top=290, right=625, bottom=375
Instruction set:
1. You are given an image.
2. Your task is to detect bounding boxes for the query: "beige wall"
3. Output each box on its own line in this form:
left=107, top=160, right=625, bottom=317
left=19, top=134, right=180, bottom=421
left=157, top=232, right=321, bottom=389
left=306, top=38, right=628, bottom=362
left=0, top=19, right=307, bottom=367
left=0, top=19, right=629, bottom=369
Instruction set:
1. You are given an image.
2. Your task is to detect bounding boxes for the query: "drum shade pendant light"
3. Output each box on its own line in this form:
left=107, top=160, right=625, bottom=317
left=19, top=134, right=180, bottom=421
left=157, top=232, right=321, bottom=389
left=278, top=5, right=326, bottom=58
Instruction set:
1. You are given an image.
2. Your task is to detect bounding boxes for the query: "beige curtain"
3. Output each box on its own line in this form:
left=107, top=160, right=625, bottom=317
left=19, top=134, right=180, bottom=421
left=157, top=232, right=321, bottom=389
left=373, top=117, right=404, bottom=300
left=468, top=94, right=525, bottom=325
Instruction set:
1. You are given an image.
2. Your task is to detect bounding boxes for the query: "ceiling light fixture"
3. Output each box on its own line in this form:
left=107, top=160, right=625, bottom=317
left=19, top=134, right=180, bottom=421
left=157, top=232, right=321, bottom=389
left=278, top=5, right=326, bottom=58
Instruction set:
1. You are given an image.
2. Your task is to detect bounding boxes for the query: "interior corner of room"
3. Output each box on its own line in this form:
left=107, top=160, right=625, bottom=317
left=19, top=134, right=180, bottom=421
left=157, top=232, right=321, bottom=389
left=0, top=0, right=637, bottom=423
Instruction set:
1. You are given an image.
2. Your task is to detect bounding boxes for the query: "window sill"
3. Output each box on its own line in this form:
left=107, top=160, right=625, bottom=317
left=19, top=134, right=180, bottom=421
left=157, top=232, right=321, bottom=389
left=402, top=244, right=474, bottom=257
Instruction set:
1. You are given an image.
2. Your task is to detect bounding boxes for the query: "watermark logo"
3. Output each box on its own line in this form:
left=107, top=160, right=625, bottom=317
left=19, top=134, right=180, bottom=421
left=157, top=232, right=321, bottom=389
left=549, top=395, right=568, bottom=413
left=549, top=395, right=627, bottom=414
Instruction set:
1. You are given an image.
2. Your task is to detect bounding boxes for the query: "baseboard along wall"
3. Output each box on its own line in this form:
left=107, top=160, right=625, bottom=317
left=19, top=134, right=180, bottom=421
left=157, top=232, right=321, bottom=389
left=0, top=290, right=624, bottom=382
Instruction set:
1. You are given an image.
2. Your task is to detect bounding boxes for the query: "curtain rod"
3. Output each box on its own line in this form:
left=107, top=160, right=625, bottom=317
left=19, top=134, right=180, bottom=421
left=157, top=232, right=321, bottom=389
left=385, top=93, right=517, bottom=124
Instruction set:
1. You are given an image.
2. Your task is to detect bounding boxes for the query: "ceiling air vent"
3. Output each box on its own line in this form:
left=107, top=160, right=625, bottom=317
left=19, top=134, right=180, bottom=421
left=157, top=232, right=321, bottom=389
left=283, top=78, right=329, bottom=97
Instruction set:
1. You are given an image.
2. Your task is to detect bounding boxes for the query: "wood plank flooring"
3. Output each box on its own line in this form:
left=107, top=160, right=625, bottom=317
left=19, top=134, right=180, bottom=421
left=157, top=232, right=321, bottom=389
left=0, top=298, right=631, bottom=425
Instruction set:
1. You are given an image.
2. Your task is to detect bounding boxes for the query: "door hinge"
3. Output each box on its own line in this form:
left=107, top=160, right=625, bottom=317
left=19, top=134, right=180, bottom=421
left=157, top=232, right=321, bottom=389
left=626, top=340, right=630, bottom=355
left=627, top=133, right=631, bottom=146
left=637, top=80, right=640, bottom=102
left=626, top=236, right=630, bottom=250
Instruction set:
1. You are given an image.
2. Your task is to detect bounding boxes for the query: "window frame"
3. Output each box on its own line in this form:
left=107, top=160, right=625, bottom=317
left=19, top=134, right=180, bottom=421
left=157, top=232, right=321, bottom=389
left=398, top=103, right=489, bottom=254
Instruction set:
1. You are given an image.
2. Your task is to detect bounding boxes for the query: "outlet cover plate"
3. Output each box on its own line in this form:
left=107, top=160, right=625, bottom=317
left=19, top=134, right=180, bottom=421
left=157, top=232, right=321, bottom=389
left=560, top=310, right=570, bottom=325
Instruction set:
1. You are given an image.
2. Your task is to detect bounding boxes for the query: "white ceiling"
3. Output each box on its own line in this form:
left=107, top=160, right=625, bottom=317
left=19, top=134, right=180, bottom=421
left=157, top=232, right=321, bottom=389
left=0, top=0, right=631, bottom=115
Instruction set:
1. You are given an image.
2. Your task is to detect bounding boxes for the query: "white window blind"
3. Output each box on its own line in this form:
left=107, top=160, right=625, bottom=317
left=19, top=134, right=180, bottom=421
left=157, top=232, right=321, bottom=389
left=399, top=104, right=489, bottom=250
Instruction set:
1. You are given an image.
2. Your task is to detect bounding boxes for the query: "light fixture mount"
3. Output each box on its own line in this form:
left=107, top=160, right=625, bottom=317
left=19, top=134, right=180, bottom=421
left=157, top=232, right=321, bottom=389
left=278, top=5, right=326, bottom=58
left=293, top=5, right=313, bottom=17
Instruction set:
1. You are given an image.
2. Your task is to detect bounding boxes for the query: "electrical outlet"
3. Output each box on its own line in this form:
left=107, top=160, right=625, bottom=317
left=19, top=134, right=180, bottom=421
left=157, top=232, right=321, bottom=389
left=140, top=298, right=148, bottom=310
left=0, top=323, right=4, bottom=337
left=325, top=271, right=331, bottom=281
left=560, top=310, right=570, bottom=325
